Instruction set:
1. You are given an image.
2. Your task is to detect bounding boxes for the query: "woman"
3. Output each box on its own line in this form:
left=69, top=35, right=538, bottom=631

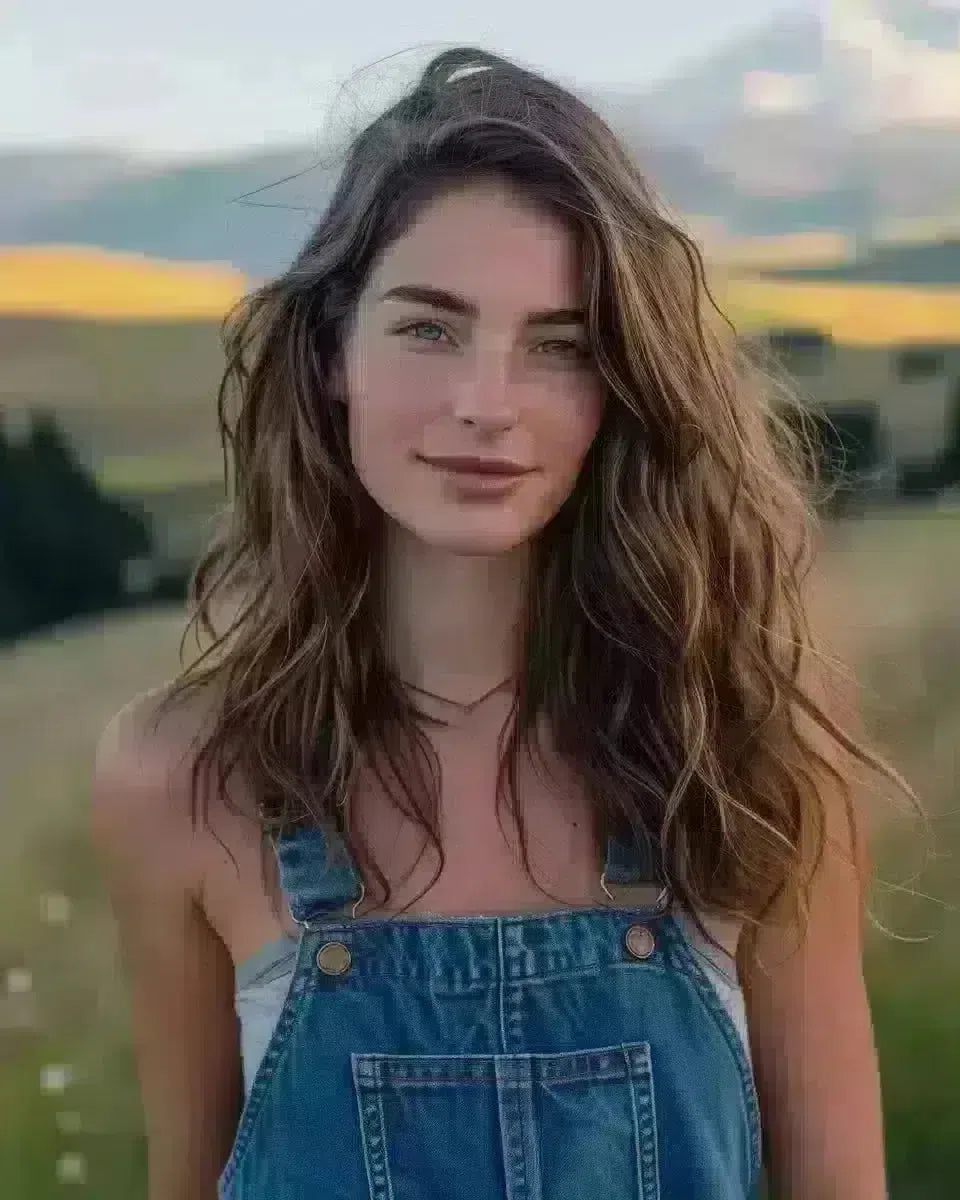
left=92, top=47, right=908, bottom=1200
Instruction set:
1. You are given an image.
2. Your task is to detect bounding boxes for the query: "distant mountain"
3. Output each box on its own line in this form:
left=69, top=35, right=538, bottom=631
left=2, top=4, right=960, bottom=278
left=634, top=1, right=960, bottom=141
left=755, top=235, right=960, bottom=285
left=0, top=148, right=133, bottom=234
left=0, top=132, right=735, bottom=280
left=875, top=0, right=960, bottom=49
left=630, top=1, right=960, bottom=234
left=1, top=146, right=338, bottom=280
left=631, top=8, right=826, bottom=147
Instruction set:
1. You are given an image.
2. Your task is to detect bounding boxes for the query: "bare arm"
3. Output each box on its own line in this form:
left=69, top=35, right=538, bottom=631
left=739, top=658, right=888, bottom=1199
left=91, top=699, right=243, bottom=1200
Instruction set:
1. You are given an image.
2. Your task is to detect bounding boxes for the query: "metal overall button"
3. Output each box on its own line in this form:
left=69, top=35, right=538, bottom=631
left=316, top=941, right=352, bottom=975
left=624, top=924, right=656, bottom=960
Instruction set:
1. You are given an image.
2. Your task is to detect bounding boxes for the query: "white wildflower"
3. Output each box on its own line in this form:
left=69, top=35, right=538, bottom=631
left=56, top=1152, right=87, bottom=1184
left=40, top=1065, right=73, bottom=1094
left=43, top=894, right=72, bottom=925
left=5, top=967, right=32, bottom=994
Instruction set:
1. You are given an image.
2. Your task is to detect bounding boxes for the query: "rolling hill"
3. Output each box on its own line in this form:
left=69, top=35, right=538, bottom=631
left=749, top=236, right=960, bottom=286
left=0, top=246, right=248, bottom=321
left=3, top=5, right=960, bottom=280
left=0, top=145, right=334, bottom=281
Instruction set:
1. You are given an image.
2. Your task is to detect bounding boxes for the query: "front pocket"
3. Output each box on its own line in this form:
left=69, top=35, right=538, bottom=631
left=351, top=1041, right=659, bottom=1200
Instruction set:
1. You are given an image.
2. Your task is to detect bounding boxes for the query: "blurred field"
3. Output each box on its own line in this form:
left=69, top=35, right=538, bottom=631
left=0, top=235, right=852, bottom=327
left=5, top=300, right=960, bottom=526
left=0, top=316, right=226, bottom=480
left=718, top=277, right=960, bottom=346
left=3, top=244, right=960, bottom=489
left=709, top=231, right=854, bottom=271
left=0, top=247, right=248, bottom=322
left=0, top=510, right=958, bottom=1197
left=2, top=243, right=960, bottom=518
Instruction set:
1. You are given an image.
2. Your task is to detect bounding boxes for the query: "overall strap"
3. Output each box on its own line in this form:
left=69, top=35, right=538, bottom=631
left=271, top=821, right=363, bottom=927
left=602, top=820, right=670, bottom=905
left=272, top=816, right=668, bottom=924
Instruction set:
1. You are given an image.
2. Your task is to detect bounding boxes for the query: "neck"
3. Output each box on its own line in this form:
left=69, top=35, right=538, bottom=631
left=381, top=523, right=529, bottom=705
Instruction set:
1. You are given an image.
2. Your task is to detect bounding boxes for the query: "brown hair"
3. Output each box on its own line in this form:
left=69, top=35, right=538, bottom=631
left=155, top=46, right=914, bottom=960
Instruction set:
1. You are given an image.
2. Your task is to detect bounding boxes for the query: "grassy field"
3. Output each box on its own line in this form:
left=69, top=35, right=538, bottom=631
left=0, top=238, right=851, bottom=325
left=0, top=316, right=227, bottom=466
left=719, top=276, right=960, bottom=346
left=708, top=231, right=855, bottom=272
left=1, top=247, right=959, bottom=513
left=0, top=247, right=248, bottom=322
left=0, top=510, right=958, bottom=1197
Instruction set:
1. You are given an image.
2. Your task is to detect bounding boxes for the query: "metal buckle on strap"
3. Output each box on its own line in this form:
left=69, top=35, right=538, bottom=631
left=600, top=868, right=671, bottom=914
left=295, top=877, right=366, bottom=930
left=652, top=884, right=671, bottom=913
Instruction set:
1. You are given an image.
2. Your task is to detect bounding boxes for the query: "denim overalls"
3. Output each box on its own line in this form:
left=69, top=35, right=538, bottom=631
left=218, top=820, right=762, bottom=1199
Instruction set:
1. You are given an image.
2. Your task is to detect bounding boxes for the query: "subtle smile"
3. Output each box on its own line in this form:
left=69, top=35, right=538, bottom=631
left=417, top=455, right=533, bottom=477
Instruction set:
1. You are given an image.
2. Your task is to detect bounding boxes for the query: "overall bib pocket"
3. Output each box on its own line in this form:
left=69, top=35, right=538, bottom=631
left=351, top=1040, right=660, bottom=1200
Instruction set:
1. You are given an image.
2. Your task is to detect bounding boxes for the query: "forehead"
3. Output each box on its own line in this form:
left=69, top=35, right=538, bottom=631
left=365, top=182, right=584, bottom=310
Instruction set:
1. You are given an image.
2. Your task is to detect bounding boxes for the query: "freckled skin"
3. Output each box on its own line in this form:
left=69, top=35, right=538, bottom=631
left=344, top=180, right=606, bottom=557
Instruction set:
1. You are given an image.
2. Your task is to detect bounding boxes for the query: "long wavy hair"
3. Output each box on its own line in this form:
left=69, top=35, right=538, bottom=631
left=155, top=46, right=915, bottom=960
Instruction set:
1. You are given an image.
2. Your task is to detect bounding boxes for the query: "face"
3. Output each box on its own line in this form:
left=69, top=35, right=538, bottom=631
left=343, top=180, right=605, bottom=556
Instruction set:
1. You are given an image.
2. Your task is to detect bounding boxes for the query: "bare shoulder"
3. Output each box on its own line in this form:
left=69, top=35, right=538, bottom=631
left=91, top=682, right=249, bottom=1193
left=90, top=680, right=232, bottom=894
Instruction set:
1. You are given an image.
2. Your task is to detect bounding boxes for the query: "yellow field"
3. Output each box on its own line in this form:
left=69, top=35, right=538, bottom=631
left=2, top=244, right=960, bottom=348
left=719, top=276, right=960, bottom=345
left=0, top=246, right=249, bottom=321
left=710, top=231, right=854, bottom=271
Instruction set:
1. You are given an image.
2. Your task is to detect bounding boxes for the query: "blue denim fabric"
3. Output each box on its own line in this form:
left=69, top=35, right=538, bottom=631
left=219, top=820, right=762, bottom=1199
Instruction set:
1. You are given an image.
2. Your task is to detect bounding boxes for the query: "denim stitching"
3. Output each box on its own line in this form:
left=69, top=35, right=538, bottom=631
left=625, top=1042, right=660, bottom=1200
left=666, top=921, right=763, bottom=1178
left=219, top=935, right=312, bottom=1191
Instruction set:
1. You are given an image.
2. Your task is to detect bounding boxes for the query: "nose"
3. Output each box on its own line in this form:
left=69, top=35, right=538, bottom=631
left=452, top=355, right=518, bottom=433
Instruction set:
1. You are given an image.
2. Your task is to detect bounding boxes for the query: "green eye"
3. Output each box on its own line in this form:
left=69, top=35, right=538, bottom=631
left=395, top=320, right=450, bottom=343
left=391, top=323, right=591, bottom=361
left=536, top=339, right=592, bottom=361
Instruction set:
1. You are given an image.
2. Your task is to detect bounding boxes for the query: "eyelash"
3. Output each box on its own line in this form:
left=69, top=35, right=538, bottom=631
left=393, top=319, right=592, bottom=361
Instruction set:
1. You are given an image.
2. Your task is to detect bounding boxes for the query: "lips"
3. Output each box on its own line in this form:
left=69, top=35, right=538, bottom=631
left=419, top=456, right=532, bottom=476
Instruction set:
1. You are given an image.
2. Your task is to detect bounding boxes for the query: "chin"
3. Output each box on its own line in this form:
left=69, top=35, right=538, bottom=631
left=411, top=511, right=536, bottom=556
left=425, top=528, right=531, bottom=556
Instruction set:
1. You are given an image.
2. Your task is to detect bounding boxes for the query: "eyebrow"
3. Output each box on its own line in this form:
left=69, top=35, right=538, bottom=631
left=378, top=284, right=585, bottom=327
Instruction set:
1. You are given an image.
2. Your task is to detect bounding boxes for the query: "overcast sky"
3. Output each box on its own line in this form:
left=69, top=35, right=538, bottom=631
left=2, top=0, right=812, bottom=158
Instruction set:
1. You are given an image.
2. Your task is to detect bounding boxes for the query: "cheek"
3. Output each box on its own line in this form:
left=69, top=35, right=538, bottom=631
left=346, top=358, right=435, bottom=474
left=349, top=342, right=443, bottom=419
left=538, top=387, right=605, bottom=474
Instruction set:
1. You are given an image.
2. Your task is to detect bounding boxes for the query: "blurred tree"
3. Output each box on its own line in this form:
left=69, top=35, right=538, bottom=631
left=941, top=381, right=960, bottom=488
left=0, top=406, right=153, bottom=643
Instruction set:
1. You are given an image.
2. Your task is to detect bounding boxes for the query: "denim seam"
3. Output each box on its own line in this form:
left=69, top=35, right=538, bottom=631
left=352, top=1055, right=396, bottom=1200
left=347, top=1039, right=655, bottom=1085
left=352, top=1055, right=381, bottom=1200
left=667, top=922, right=763, bottom=1178
left=374, top=1083, right=395, bottom=1200
left=220, top=932, right=311, bottom=1190
left=625, top=1042, right=660, bottom=1200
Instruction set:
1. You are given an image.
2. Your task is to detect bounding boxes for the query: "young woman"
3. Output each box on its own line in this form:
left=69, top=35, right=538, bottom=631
left=91, top=47, right=907, bottom=1200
